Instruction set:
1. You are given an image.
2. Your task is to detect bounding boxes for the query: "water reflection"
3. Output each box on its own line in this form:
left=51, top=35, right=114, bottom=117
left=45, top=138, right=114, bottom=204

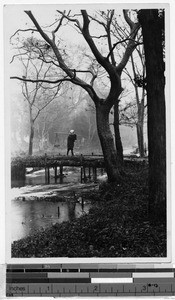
left=11, top=167, right=93, bottom=242
left=11, top=199, right=90, bottom=242
left=11, top=168, right=81, bottom=188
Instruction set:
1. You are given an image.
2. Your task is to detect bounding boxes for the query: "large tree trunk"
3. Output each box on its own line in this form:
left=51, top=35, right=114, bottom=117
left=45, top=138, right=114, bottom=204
left=136, top=122, right=144, bottom=157
left=29, top=123, right=34, bottom=156
left=136, top=100, right=145, bottom=157
left=96, top=102, right=121, bottom=182
left=114, top=101, right=123, bottom=165
left=29, top=108, right=34, bottom=156
left=131, top=55, right=146, bottom=158
left=138, top=10, right=166, bottom=219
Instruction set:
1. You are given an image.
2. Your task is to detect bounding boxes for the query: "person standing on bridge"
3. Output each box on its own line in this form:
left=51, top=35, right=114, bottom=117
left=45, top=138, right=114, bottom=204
left=67, top=130, right=77, bottom=156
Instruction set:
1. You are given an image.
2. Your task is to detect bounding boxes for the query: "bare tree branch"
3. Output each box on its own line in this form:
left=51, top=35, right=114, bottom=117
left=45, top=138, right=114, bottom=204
left=24, top=10, right=99, bottom=102
left=10, top=52, right=29, bottom=63
left=123, top=10, right=135, bottom=28
left=106, top=38, right=139, bottom=61
left=106, top=10, right=116, bottom=65
left=10, top=28, right=38, bottom=42
left=91, top=34, right=108, bottom=39
left=56, top=10, right=82, bottom=30
left=116, top=10, right=140, bottom=73
left=52, top=14, right=65, bottom=33
left=81, top=10, right=107, bottom=68
left=11, top=76, right=71, bottom=84
left=33, top=83, right=61, bottom=121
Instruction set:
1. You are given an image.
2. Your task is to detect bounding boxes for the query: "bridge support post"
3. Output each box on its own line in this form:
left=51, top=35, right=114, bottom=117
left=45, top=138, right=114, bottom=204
left=93, top=167, right=97, bottom=183
left=45, top=168, right=47, bottom=183
left=54, top=166, right=57, bottom=183
left=47, top=167, right=50, bottom=184
left=45, top=167, right=50, bottom=184
left=60, top=165, right=63, bottom=183
left=83, top=167, right=87, bottom=183
left=44, top=153, right=48, bottom=184
left=88, top=167, right=91, bottom=180
left=80, top=167, right=83, bottom=183
left=95, top=168, right=97, bottom=182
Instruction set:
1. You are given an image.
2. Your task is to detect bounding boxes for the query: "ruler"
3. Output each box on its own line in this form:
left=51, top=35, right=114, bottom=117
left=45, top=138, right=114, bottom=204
left=6, top=264, right=175, bottom=297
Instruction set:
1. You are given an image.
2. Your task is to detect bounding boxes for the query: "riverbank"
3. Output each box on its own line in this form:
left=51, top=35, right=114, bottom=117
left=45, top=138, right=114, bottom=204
left=12, top=163, right=166, bottom=258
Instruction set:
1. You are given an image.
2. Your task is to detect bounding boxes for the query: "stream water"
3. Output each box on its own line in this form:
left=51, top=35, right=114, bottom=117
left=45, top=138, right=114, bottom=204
left=11, top=199, right=91, bottom=242
left=11, top=167, right=104, bottom=242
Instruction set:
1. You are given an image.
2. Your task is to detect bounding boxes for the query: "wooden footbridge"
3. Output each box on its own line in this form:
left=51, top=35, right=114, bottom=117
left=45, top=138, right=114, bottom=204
left=11, top=153, right=148, bottom=184
left=11, top=154, right=106, bottom=184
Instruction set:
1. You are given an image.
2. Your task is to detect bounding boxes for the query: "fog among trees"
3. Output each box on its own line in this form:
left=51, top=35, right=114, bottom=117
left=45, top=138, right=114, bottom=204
left=9, top=7, right=146, bottom=160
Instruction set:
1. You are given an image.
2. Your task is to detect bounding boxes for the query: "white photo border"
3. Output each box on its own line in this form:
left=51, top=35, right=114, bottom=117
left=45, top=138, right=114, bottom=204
left=1, top=0, right=174, bottom=265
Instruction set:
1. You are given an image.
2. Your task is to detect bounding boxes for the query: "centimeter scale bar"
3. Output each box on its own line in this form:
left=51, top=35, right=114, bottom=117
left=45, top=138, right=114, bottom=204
left=6, top=264, right=175, bottom=297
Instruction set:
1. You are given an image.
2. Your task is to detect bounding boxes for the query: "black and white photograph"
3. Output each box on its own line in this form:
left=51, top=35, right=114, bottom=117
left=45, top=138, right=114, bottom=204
left=4, top=2, right=170, bottom=261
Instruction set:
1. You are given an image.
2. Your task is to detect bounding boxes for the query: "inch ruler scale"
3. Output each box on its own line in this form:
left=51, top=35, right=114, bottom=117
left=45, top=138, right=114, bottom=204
left=6, top=264, right=175, bottom=297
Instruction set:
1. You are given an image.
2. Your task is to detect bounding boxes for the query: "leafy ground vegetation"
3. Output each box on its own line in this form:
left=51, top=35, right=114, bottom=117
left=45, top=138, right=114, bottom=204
left=12, top=161, right=166, bottom=258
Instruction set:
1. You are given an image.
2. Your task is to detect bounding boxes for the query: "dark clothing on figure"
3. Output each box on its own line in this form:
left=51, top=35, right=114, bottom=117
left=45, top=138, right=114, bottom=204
left=67, top=133, right=77, bottom=155
left=67, top=133, right=77, bottom=149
